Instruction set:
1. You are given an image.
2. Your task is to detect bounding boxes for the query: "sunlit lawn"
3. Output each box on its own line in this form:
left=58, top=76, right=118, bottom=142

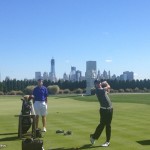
left=0, top=94, right=150, bottom=150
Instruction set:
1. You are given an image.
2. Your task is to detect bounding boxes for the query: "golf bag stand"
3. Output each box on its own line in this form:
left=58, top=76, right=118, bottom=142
left=18, top=114, right=36, bottom=139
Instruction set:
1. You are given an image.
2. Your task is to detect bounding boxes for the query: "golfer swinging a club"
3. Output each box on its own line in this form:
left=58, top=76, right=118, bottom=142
left=90, top=80, right=113, bottom=147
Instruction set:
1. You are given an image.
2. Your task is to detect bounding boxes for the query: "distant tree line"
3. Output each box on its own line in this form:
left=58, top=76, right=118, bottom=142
left=0, top=79, right=150, bottom=95
left=0, top=79, right=86, bottom=95
left=108, top=79, right=150, bottom=90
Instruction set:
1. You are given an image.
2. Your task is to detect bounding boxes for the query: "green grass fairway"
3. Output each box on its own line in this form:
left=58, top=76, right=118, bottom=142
left=0, top=94, right=150, bottom=150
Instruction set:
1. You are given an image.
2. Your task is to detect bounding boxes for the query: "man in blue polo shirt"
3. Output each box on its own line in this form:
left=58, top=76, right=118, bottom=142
left=33, top=79, right=48, bottom=132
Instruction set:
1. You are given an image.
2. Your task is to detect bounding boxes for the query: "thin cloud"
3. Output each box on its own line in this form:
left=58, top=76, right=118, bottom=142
left=105, top=59, right=112, bottom=63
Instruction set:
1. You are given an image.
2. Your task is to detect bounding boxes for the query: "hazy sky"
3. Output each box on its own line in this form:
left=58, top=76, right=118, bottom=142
left=0, top=0, right=150, bottom=81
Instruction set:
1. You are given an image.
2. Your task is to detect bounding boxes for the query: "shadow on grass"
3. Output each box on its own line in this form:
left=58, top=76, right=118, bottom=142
left=137, top=140, right=150, bottom=145
left=0, top=132, right=18, bottom=136
left=50, top=144, right=102, bottom=150
left=0, top=132, right=18, bottom=141
left=0, top=136, right=18, bottom=142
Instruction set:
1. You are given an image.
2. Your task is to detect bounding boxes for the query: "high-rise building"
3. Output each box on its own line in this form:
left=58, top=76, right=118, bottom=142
left=108, top=70, right=111, bottom=79
left=103, top=70, right=108, bottom=79
left=85, top=61, right=97, bottom=95
left=51, top=58, right=55, bottom=74
left=35, top=72, right=42, bottom=80
left=97, top=70, right=101, bottom=80
left=123, top=71, right=134, bottom=81
left=76, top=70, right=82, bottom=81
left=43, top=72, right=49, bottom=80
left=49, top=58, right=57, bottom=82
left=63, top=72, right=69, bottom=81
left=112, top=74, right=117, bottom=80
left=86, top=61, right=96, bottom=71
left=70, top=66, right=76, bottom=81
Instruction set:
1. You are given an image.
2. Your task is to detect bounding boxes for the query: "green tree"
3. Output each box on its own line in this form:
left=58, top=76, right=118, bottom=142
left=24, top=85, right=35, bottom=95
left=47, top=85, right=60, bottom=94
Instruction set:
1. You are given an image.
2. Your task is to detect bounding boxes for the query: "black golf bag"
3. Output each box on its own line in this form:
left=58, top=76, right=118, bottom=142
left=17, top=95, right=37, bottom=139
left=21, top=98, right=33, bottom=134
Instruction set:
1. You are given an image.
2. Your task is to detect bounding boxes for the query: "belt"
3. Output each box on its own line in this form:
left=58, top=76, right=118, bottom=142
left=100, top=106, right=112, bottom=110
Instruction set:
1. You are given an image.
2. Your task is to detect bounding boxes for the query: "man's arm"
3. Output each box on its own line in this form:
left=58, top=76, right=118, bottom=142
left=101, top=81, right=110, bottom=92
left=45, top=87, right=48, bottom=103
left=45, top=97, right=48, bottom=103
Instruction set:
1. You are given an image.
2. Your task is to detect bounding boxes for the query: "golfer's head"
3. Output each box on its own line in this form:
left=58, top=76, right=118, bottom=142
left=101, top=81, right=107, bottom=88
left=37, top=79, right=43, bottom=86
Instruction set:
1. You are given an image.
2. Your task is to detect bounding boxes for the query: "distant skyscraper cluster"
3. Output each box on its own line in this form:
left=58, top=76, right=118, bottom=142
left=63, top=66, right=83, bottom=82
left=35, top=58, right=57, bottom=82
left=97, top=70, right=134, bottom=81
left=35, top=58, right=134, bottom=82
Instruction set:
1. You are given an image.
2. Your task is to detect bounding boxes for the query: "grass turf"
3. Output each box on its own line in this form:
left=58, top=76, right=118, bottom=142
left=0, top=94, right=150, bottom=150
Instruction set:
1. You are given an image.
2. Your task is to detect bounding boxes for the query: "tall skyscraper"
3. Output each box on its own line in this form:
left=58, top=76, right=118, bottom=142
left=51, top=58, right=55, bottom=75
left=86, top=61, right=96, bottom=71
left=49, top=58, right=57, bottom=82
left=85, top=61, right=97, bottom=95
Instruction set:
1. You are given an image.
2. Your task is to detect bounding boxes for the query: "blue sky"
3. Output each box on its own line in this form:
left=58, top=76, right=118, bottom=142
left=0, top=0, right=150, bottom=81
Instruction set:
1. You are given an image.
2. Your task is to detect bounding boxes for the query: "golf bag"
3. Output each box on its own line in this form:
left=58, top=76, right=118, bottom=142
left=21, top=97, right=33, bottom=134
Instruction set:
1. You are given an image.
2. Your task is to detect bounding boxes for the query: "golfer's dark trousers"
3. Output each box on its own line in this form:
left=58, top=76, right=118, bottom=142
left=93, top=108, right=113, bottom=142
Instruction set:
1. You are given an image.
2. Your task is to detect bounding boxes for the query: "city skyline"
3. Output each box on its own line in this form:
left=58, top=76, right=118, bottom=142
left=0, top=57, right=142, bottom=81
left=1, top=1, right=150, bottom=81
left=34, top=58, right=134, bottom=81
left=2, top=57, right=134, bottom=81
